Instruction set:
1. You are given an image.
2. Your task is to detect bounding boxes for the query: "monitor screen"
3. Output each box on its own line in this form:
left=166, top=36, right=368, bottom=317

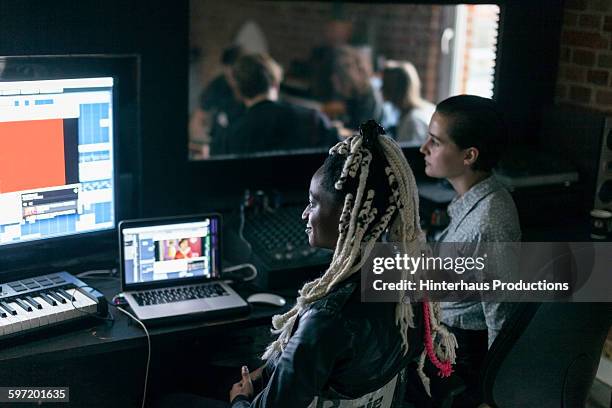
left=0, top=77, right=116, bottom=246
left=120, top=216, right=220, bottom=286
left=188, top=1, right=501, bottom=160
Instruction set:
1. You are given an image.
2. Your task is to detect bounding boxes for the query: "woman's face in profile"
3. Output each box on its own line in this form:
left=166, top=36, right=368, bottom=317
left=302, top=168, right=343, bottom=250
left=420, top=112, right=466, bottom=179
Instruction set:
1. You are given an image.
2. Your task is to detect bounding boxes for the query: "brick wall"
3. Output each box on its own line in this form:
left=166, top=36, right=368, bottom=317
left=190, top=0, right=444, bottom=102
left=555, top=0, right=612, bottom=113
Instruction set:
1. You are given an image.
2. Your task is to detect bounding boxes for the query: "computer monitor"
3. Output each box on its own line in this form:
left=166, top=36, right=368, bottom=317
left=0, top=77, right=117, bottom=246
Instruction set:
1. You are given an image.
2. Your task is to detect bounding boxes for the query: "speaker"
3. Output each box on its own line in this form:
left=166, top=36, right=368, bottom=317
left=594, top=117, right=612, bottom=211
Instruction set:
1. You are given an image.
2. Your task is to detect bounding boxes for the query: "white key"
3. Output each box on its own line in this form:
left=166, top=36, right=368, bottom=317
left=34, top=296, right=60, bottom=324
left=0, top=315, right=9, bottom=336
left=4, top=309, right=26, bottom=333
left=30, top=298, right=50, bottom=327
left=14, top=300, right=39, bottom=329
left=52, top=296, right=78, bottom=321
left=2, top=314, right=18, bottom=335
left=7, top=302, right=31, bottom=331
left=27, top=303, right=49, bottom=328
left=72, top=290, right=98, bottom=313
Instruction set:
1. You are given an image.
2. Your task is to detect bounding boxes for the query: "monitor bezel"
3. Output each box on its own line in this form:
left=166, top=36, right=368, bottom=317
left=0, top=54, right=139, bottom=280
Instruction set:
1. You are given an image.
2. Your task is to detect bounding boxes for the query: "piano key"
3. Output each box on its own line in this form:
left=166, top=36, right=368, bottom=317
left=73, top=290, right=98, bottom=310
left=33, top=296, right=59, bottom=324
left=61, top=299, right=83, bottom=320
left=0, top=314, right=20, bottom=335
left=13, top=298, right=32, bottom=312
left=27, top=302, right=49, bottom=327
left=67, top=289, right=95, bottom=313
left=7, top=302, right=31, bottom=331
left=24, top=296, right=42, bottom=309
left=47, top=291, right=66, bottom=304
left=0, top=272, right=104, bottom=340
left=54, top=289, right=83, bottom=319
left=0, top=312, right=10, bottom=335
left=15, top=301, right=39, bottom=328
left=38, top=292, right=57, bottom=306
left=57, top=288, right=76, bottom=302
left=0, top=301, right=17, bottom=316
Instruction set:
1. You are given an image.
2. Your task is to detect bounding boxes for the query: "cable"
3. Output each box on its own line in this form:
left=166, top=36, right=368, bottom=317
left=75, top=269, right=117, bottom=278
left=51, top=286, right=116, bottom=323
left=116, top=306, right=151, bottom=408
left=238, top=203, right=253, bottom=254
left=222, top=263, right=258, bottom=282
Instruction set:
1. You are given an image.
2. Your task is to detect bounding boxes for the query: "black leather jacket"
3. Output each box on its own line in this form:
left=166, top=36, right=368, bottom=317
left=232, top=279, right=424, bottom=407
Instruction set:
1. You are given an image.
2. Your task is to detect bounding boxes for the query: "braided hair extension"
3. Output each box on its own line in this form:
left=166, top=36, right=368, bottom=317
left=262, top=121, right=456, bottom=395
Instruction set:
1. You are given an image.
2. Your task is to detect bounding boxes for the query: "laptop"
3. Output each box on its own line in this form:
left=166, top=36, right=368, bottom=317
left=118, top=214, right=250, bottom=324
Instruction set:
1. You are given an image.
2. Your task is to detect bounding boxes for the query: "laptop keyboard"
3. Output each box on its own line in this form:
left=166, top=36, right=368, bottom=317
left=132, top=284, right=229, bottom=306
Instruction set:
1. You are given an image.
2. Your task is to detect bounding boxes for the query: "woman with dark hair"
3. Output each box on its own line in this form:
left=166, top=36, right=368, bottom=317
left=382, top=61, right=435, bottom=146
left=417, top=95, right=521, bottom=407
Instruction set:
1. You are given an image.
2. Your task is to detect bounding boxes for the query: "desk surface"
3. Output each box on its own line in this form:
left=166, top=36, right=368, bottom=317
left=0, top=276, right=291, bottom=363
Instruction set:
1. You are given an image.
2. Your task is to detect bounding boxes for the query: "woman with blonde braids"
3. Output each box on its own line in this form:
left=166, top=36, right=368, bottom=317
left=221, top=121, right=457, bottom=408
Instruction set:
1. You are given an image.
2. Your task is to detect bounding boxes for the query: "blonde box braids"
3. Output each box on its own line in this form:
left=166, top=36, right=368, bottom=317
left=262, top=121, right=456, bottom=395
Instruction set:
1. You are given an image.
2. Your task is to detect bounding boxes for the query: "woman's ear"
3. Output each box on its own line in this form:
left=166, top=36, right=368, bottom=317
left=463, top=147, right=480, bottom=167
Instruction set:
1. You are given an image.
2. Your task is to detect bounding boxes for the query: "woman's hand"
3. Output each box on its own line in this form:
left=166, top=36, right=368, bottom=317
left=249, top=364, right=265, bottom=383
left=229, top=366, right=254, bottom=402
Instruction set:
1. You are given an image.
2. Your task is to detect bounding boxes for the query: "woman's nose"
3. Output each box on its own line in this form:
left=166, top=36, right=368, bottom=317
left=302, top=205, right=309, bottom=219
left=420, top=139, right=429, bottom=154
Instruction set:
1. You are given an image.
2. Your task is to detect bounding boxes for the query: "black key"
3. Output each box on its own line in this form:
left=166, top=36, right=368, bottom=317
left=0, top=310, right=7, bottom=318
left=14, top=298, right=32, bottom=312
left=25, top=296, right=42, bottom=309
left=57, top=288, right=76, bottom=302
left=0, top=301, right=17, bottom=316
left=38, top=292, right=57, bottom=306
left=47, top=291, right=66, bottom=304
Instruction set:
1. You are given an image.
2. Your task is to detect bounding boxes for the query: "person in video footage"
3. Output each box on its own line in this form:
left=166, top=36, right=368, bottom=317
left=174, top=238, right=194, bottom=260
left=381, top=61, right=435, bottom=147
left=224, top=121, right=458, bottom=407
left=226, top=53, right=338, bottom=155
left=311, top=45, right=384, bottom=131
left=405, top=95, right=521, bottom=408
left=189, top=45, right=246, bottom=158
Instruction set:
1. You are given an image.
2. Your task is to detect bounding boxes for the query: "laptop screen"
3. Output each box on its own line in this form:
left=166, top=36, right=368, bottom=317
left=120, top=216, right=220, bottom=287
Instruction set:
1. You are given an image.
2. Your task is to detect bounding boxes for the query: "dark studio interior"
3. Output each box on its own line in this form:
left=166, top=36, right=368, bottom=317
left=0, top=0, right=611, bottom=407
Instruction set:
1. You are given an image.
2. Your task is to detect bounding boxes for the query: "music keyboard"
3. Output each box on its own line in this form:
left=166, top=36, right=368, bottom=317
left=0, top=271, right=107, bottom=340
